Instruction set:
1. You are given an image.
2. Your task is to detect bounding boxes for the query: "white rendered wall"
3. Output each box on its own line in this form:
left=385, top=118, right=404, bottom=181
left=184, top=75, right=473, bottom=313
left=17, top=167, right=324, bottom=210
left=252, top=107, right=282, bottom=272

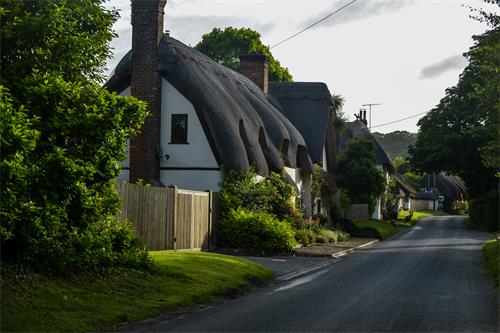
left=284, top=167, right=312, bottom=217
left=161, top=170, right=223, bottom=191
left=160, top=79, right=218, bottom=169
left=116, top=81, right=222, bottom=190
left=322, top=145, right=328, bottom=171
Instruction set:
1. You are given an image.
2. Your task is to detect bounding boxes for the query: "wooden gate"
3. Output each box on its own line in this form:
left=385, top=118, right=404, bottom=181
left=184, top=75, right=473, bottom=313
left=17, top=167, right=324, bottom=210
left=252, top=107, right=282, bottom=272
left=116, top=183, right=217, bottom=251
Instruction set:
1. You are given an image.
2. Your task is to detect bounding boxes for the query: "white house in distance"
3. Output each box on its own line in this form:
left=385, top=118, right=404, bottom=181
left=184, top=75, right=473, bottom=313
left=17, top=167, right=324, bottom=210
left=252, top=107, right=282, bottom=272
left=106, top=0, right=344, bottom=216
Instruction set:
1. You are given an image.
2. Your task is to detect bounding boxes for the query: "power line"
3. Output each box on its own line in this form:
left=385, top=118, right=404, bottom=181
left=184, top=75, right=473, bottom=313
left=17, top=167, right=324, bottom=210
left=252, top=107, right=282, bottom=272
left=370, top=111, right=429, bottom=129
left=270, top=0, right=358, bottom=49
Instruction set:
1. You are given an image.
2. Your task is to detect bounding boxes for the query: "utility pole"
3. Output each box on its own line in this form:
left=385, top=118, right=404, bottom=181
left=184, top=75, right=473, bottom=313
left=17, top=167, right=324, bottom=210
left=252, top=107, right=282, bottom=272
left=362, top=103, right=380, bottom=130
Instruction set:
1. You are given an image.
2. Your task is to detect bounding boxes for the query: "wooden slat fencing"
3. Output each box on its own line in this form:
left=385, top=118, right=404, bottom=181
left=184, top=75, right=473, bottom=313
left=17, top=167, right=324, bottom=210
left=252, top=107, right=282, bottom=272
left=116, top=183, right=219, bottom=251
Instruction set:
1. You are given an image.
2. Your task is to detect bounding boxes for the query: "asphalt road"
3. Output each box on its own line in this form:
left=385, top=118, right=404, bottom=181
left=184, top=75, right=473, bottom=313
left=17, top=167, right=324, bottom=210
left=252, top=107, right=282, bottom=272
left=140, top=216, right=499, bottom=332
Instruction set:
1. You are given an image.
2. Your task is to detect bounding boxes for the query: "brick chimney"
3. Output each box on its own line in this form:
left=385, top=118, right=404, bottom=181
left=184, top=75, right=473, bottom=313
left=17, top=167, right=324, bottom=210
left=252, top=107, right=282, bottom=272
left=129, top=0, right=166, bottom=184
left=239, top=54, right=268, bottom=94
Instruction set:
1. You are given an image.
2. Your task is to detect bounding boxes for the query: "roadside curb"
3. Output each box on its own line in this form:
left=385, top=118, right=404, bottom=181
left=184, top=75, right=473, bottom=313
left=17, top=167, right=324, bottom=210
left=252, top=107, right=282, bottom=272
left=331, top=239, right=379, bottom=258
left=276, top=239, right=379, bottom=281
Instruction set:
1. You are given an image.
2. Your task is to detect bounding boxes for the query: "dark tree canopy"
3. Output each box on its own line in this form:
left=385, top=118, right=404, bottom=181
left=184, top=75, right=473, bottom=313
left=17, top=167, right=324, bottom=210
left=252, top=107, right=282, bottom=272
left=194, top=27, right=293, bottom=82
left=336, top=137, right=386, bottom=212
left=409, top=12, right=499, bottom=198
left=0, top=0, right=149, bottom=271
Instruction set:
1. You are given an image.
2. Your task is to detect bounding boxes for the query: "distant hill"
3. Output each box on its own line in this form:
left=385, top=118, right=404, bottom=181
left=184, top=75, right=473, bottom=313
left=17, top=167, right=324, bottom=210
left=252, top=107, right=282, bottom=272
left=372, top=131, right=417, bottom=159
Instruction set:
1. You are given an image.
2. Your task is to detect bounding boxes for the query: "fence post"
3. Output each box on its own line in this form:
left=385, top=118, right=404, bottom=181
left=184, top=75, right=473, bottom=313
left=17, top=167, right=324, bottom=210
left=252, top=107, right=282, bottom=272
left=205, top=189, right=212, bottom=251
left=168, top=185, right=177, bottom=250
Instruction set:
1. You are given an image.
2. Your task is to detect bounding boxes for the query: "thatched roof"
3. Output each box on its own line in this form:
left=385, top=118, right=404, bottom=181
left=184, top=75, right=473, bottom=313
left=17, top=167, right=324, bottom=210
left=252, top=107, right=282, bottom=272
left=268, top=82, right=335, bottom=170
left=421, top=173, right=466, bottom=200
left=105, top=35, right=313, bottom=176
left=337, top=120, right=394, bottom=172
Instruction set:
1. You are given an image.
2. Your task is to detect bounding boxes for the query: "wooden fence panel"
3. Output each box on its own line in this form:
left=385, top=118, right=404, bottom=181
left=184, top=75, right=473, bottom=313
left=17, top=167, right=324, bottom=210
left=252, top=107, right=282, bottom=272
left=116, top=183, right=218, bottom=251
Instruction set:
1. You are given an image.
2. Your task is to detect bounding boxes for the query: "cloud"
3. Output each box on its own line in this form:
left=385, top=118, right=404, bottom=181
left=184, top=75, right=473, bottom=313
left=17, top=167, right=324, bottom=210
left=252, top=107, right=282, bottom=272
left=167, top=15, right=275, bottom=46
left=106, top=14, right=275, bottom=74
left=299, top=0, right=414, bottom=29
left=420, top=54, right=468, bottom=79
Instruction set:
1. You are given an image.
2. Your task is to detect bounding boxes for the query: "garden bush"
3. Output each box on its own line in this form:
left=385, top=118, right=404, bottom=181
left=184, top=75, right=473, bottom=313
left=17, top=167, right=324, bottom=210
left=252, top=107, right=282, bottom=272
left=318, top=229, right=338, bottom=243
left=315, top=235, right=329, bottom=244
left=295, top=229, right=315, bottom=246
left=219, top=208, right=296, bottom=253
left=340, top=218, right=382, bottom=240
left=469, top=190, right=499, bottom=231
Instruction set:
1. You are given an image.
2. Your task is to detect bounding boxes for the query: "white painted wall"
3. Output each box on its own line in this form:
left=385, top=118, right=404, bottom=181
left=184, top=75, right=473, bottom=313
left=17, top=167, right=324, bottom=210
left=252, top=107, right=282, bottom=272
left=160, top=79, right=219, bottom=169
left=161, top=170, right=223, bottom=191
left=285, top=167, right=312, bottom=217
left=116, top=80, right=222, bottom=190
left=322, top=145, right=328, bottom=171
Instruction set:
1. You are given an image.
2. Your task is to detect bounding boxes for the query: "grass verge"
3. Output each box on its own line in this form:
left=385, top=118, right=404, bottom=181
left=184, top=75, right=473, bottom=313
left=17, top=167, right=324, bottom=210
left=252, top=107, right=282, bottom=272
left=396, top=210, right=446, bottom=227
left=353, top=219, right=399, bottom=239
left=482, top=239, right=499, bottom=289
left=1, top=251, right=274, bottom=332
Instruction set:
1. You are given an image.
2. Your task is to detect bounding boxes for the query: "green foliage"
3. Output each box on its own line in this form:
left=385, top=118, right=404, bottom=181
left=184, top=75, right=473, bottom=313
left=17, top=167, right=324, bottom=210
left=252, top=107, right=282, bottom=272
left=336, top=137, right=386, bottom=212
left=0, top=1, right=149, bottom=272
left=340, top=218, right=384, bottom=240
left=295, top=229, right=315, bottom=246
left=195, top=27, right=293, bottom=82
left=372, top=131, right=417, bottom=159
left=318, top=229, right=338, bottom=243
left=409, top=15, right=499, bottom=198
left=401, top=171, right=424, bottom=190
left=468, top=190, right=499, bottom=231
left=220, top=168, right=297, bottom=221
left=393, top=156, right=411, bottom=175
left=482, top=239, right=499, bottom=289
left=219, top=208, right=296, bottom=253
left=1, top=252, right=273, bottom=332
left=315, top=235, right=329, bottom=244
left=1, top=0, right=118, bottom=86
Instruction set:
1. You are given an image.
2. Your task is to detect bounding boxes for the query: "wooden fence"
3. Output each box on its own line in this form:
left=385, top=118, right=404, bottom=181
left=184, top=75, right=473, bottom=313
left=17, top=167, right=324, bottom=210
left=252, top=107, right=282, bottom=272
left=116, top=183, right=219, bottom=251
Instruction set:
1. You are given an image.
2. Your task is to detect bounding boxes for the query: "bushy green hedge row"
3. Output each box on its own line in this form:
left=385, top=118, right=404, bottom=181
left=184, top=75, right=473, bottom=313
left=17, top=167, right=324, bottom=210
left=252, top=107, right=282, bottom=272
left=219, top=208, right=296, bottom=253
left=218, top=169, right=299, bottom=253
left=469, top=190, right=499, bottom=231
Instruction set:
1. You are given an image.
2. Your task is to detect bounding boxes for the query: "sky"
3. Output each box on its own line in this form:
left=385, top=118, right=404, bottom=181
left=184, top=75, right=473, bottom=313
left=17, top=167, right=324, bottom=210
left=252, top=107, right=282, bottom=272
left=105, top=0, right=498, bottom=133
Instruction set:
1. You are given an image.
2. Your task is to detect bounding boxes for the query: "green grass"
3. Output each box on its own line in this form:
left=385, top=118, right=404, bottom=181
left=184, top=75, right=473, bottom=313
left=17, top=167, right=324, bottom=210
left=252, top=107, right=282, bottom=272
left=396, top=210, right=446, bottom=226
left=353, top=219, right=399, bottom=239
left=1, top=251, right=274, bottom=332
left=482, top=239, right=499, bottom=289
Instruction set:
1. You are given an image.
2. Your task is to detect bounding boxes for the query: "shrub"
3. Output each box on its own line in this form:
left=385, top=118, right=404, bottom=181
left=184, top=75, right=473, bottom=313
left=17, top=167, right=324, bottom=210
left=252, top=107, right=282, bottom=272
left=219, top=208, right=296, bottom=253
left=301, top=218, right=321, bottom=234
left=315, top=235, right=329, bottom=244
left=295, top=229, right=315, bottom=246
left=337, top=231, right=350, bottom=242
left=0, top=82, right=149, bottom=272
left=318, top=229, right=338, bottom=243
left=318, top=214, right=332, bottom=228
left=469, top=190, right=499, bottom=231
left=340, top=218, right=382, bottom=240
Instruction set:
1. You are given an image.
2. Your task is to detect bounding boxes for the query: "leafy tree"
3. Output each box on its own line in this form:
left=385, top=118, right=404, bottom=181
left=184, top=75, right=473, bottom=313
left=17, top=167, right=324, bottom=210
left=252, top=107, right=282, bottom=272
left=336, top=137, right=386, bottom=212
left=332, top=94, right=347, bottom=133
left=409, top=9, right=499, bottom=198
left=195, top=27, right=293, bottom=82
left=0, top=0, right=149, bottom=271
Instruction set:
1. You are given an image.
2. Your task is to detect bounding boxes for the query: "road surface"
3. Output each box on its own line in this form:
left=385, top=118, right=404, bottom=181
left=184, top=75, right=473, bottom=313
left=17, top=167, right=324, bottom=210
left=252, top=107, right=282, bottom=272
left=139, top=216, right=499, bottom=332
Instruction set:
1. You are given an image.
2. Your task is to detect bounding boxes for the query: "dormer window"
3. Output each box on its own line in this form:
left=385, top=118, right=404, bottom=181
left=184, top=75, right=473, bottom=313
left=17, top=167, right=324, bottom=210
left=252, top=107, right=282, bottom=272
left=170, top=114, right=188, bottom=144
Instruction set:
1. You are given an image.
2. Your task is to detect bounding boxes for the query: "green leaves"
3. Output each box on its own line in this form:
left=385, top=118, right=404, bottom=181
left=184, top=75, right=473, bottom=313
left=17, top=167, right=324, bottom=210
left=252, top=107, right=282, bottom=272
left=410, top=17, right=499, bottom=198
left=194, top=27, right=293, bottom=82
left=336, top=137, right=386, bottom=212
left=0, top=1, right=149, bottom=272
